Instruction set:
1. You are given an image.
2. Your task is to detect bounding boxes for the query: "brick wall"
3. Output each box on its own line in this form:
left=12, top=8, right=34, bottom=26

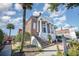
left=26, top=19, right=32, bottom=34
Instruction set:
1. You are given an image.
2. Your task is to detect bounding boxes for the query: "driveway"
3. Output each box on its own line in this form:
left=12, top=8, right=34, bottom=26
left=0, top=45, right=11, bottom=56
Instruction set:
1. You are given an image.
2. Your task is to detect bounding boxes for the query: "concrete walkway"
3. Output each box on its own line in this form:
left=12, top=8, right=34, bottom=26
left=0, top=45, right=11, bottom=56
left=36, top=44, right=63, bottom=56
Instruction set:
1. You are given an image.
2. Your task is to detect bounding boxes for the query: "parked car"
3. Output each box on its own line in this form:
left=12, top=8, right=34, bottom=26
left=56, top=36, right=62, bottom=42
left=4, top=40, right=11, bottom=45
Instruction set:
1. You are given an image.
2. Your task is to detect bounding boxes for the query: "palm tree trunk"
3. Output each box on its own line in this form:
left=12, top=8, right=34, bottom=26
left=9, top=29, right=11, bottom=39
left=9, top=29, right=12, bottom=55
left=20, top=8, right=26, bottom=52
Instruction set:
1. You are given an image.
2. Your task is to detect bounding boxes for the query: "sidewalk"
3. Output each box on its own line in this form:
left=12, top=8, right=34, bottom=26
left=0, top=45, right=11, bottom=56
left=35, top=43, right=63, bottom=56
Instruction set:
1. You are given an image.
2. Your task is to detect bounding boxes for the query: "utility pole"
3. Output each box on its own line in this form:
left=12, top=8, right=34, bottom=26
left=61, top=26, right=67, bottom=56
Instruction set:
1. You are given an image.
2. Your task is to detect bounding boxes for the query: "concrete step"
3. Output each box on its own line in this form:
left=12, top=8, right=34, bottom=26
left=34, top=36, right=53, bottom=48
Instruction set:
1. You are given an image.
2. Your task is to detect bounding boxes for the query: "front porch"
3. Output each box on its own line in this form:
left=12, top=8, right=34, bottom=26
left=33, top=17, right=56, bottom=41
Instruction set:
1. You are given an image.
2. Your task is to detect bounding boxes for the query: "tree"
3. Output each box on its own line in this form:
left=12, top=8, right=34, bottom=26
left=48, top=35, right=52, bottom=44
left=49, top=3, right=79, bottom=11
left=15, top=32, right=31, bottom=42
left=76, top=31, right=79, bottom=37
left=0, top=29, right=4, bottom=44
left=7, top=23, right=14, bottom=38
left=48, top=3, right=60, bottom=11
left=54, top=25, right=58, bottom=29
left=67, top=40, right=79, bottom=56
left=19, top=3, right=33, bottom=52
left=65, top=3, right=79, bottom=9
left=15, top=33, right=22, bottom=42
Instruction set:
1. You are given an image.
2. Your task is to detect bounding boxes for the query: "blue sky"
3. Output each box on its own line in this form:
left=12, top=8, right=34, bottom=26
left=0, top=3, right=79, bottom=36
left=66, top=7, right=79, bottom=27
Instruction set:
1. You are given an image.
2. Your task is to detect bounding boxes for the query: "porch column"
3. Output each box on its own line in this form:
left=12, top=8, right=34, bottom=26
left=45, top=22, right=48, bottom=33
left=37, top=20, right=39, bottom=32
left=40, top=20, right=42, bottom=33
left=50, top=24, right=52, bottom=33
left=51, top=24, right=52, bottom=33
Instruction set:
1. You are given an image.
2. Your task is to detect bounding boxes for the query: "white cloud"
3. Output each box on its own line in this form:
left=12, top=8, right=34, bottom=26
left=11, top=17, right=22, bottom=25
left=59, top=7, right=67, bottom=16
left=73, top=27, right=78, bottom=31
left=49, top=10, right=62, bottom=18
left=13, top=17, right=23, bottom=28
left=0, top=16, right=23, bottom=29
left=33, top=11, right=40, bottom=16
left=63, top=24, right=70, bottom=29
left=1, top=16, right=11, bottom=20
left=14, top=3, right=22, bottom=11
left=4, top=11, right=16, bottom=16
left=53, top=15, right=66, bottom=26
left=53, top=17, right=59, bottom=21
left=0, top=3, right=12, bottom=11
left=58, top=15, right=66, bottom=23
left=55, top=21, right=63, bottom=26
left=0, top=22, right=6, bottom=27
left=49, top=5, right=67, bottom=18
left=43, top=3, right=50, bottom=13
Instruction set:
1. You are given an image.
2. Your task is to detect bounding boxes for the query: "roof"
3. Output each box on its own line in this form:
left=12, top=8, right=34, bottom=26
left=26, top=16, right=38, bottom=25
left=26, top=15, right=53, bottom=25
left=38, top=16, right=53, bottom=24
left=56, top=29, right=70, bottom=34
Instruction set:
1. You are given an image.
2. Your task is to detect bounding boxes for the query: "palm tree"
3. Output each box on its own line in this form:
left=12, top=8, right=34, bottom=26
left=19, top=3, right=33, bottom=52
left=7, top=23, right=14, bottom=39
left=48, top=3, right=61, bottom=12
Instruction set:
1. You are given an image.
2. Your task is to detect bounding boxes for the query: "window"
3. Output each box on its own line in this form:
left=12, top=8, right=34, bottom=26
left=47, top=24, right=50, bottom=33
left=42, top=23, right=46, bottom=33
left=33, top=22, right=36, bottom=29
left=43, top=27, right=46, bottom=33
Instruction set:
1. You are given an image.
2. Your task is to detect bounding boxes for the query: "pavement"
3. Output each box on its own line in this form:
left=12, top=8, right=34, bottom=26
left=35, top=43, right=63, bottom=56
left=0, top=45, right=12, bottom=56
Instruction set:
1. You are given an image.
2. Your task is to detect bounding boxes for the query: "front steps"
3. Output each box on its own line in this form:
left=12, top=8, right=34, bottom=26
left=34, top=35, right=53, bottom=48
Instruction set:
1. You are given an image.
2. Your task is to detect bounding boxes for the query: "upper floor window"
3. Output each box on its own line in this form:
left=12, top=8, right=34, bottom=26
left=42, top=23, right=46, bottom=33
left=33, top=22, right=36, bottom=29
left=43, top=27, right=46, bottom=33
left=47, top=24, right=50, bottom=33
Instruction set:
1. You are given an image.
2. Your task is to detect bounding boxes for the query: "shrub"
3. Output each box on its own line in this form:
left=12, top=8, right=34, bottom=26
left=25, top=32, right=31, bottom=41
left=15, top=32, right=31, bottom=42
left=67, top=47, right=77, bottom=56
left=0, top=29, right=4, bottom=44
left=67, top=40, right=79, bottom=56
left=68, top=40, right=79, bottom=48
left=16, top=46, right=21, bottom=51
left=48, top=35, right=52, bottom=43
left=56, top=45, right=63, bottom=56
left=15, top=33, right=22, bottom=42
left=76, top=31, right=79, bottom=37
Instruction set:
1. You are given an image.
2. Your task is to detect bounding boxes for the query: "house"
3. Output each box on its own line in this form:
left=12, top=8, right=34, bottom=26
left=26, top=15, right=56, bottom=48
left=26, top=15, right=55, bottom=41
left=56, top=27, right=77, bottom=39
